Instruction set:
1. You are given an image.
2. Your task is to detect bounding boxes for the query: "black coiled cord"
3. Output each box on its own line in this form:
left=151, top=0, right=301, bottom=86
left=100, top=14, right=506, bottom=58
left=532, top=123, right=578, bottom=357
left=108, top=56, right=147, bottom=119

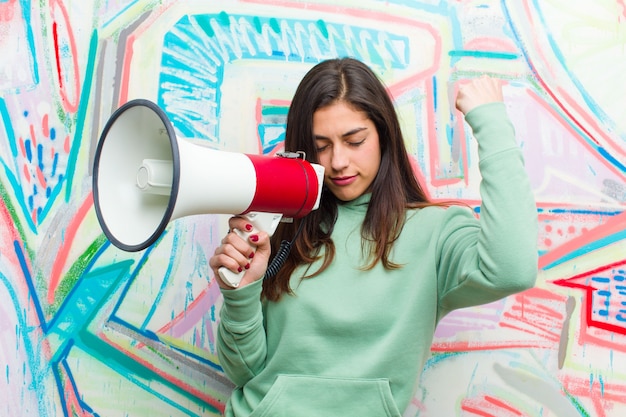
left=265, top=240, right=292, bottom=279
left=264, top=220, right=305, bottom=280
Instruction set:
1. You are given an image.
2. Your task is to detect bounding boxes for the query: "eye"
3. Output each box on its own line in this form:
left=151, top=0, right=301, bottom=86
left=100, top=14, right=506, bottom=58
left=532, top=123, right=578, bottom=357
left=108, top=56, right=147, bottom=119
left=316, top=143, right=329, bottom=152
left=347, top=138, right=366, bottom=147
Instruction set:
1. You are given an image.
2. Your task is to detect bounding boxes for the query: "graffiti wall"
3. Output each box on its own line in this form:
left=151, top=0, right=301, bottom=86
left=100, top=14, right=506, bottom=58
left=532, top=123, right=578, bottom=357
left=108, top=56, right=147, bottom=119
left=0, top=0, right=624, bottom=415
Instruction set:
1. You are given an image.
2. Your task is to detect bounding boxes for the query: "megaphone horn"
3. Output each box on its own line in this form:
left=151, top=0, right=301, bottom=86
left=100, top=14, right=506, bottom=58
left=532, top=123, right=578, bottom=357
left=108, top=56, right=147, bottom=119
left=92, top=99, right=325, bottom=282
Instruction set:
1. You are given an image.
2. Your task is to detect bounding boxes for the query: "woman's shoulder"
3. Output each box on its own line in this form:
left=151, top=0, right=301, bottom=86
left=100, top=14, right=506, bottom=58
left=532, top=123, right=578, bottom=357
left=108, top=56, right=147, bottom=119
left=406, top=203, right=477, bottom=229
left=396, top=205, right=476, bottom=251
left=408, top=202, right=475, bottom=217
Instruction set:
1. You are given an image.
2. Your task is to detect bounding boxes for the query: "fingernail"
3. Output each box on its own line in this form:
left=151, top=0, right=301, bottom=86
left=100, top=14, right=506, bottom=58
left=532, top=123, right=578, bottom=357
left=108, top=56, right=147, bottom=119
left=245, top=263, right=250, bottom=270
left=245, top=224, right=253, bottom=231
left=250, top=235, right=259, bottom=242
left=237, top=267, right=243, bottom=273
left=249, top=252, right=255, bottom=259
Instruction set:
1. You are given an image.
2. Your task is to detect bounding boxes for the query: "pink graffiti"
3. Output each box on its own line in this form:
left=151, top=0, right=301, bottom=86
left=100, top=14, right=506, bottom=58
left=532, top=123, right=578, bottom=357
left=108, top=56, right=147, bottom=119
left=47, top=193, right=94, bottom=304
left=554, top=260, right=626, bottom=348
left=461, top=394, right=525, bottom=417
left=561, top=374, right=626, bottom=417
left=619, top=0, right=626, bottom=22
left=0, top=0, right=17, bottom=22
left=432, top=287, right=566, bottom=353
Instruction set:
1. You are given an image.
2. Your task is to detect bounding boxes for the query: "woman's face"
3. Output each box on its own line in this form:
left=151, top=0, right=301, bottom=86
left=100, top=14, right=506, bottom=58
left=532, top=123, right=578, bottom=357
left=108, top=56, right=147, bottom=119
left=313, top=101, right=381, bottom=202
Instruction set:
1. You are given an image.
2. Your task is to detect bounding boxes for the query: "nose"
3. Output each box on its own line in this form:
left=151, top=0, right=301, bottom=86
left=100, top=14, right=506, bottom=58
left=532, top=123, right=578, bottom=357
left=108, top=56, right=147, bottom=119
left=330, top=145, right=349, bottom=172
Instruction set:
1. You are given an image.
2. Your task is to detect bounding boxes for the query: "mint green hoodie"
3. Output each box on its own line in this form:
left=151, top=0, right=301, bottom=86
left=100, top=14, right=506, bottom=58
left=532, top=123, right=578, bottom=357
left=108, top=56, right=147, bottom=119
left=217, top=103, right=538, bottom=417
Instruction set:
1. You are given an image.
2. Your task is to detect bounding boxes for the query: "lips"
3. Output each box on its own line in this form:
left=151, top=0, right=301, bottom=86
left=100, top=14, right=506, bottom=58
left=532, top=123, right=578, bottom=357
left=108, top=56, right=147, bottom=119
left=330, top=175, right=357, bottom=186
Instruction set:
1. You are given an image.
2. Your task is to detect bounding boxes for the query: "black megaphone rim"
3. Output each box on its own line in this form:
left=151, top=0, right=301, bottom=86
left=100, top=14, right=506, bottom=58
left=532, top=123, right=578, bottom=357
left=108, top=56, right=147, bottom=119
left=92, top=98, right=180, bottom=252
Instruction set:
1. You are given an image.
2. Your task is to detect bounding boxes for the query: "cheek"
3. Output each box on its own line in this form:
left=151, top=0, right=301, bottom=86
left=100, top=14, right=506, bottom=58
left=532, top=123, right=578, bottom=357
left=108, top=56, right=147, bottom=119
left=317, top=154, right=332, bottom=171
left=365, top=148, right=382, bottom=173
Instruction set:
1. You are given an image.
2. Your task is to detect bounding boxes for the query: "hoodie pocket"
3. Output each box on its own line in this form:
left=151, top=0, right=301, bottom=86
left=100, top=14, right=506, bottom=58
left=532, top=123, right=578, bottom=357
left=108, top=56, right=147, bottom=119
left=250, top=374, right=402, bottom=417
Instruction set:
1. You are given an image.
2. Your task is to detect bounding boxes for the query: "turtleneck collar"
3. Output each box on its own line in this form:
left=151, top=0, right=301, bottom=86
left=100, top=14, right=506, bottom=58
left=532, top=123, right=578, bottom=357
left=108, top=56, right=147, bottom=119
left=337, top=193, right=371, bottom=212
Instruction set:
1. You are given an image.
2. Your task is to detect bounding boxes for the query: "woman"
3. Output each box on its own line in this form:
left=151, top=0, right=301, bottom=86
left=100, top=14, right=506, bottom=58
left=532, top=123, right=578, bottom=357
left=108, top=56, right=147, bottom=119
left=209, top=58, right=538, bottom=417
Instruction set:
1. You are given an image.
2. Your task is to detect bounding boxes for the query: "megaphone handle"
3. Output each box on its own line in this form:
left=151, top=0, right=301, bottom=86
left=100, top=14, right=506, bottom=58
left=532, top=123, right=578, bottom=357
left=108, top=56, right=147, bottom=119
left=218, top=212, right=283, bottom=288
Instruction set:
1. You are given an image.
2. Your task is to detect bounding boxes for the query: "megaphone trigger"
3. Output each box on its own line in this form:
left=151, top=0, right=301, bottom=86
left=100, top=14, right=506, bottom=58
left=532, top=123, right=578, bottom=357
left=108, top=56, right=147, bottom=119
left=218, top=211, right=283, bottom=288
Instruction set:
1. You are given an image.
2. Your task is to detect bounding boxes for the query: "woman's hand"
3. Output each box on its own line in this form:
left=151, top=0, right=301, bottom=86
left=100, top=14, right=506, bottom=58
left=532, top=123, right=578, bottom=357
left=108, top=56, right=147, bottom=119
left=209, top=216, right=272, bottom=290
left=455, top=75, right=504, bottom=116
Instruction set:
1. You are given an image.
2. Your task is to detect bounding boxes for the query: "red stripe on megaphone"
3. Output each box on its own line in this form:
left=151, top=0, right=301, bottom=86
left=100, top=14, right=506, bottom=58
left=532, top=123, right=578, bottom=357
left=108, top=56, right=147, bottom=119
left=245, top=154, right=321, bottom=219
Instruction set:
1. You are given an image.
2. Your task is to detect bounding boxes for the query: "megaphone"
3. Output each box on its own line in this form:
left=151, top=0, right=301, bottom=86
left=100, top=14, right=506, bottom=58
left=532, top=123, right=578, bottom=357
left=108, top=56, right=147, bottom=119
left=92, top=99, right=324, bottom=287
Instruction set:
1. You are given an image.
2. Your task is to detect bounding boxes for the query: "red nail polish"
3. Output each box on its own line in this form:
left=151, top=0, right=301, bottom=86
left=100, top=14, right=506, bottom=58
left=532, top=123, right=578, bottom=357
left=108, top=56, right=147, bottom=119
left=249, top=252, right=255, bottom=259
left=250, top=235, right=259, bottom=242
left=237, top=267, right=243, bottom=273
left=245, top=224, right=253, bottom=231
left=245, top=263, right=250, bottom=270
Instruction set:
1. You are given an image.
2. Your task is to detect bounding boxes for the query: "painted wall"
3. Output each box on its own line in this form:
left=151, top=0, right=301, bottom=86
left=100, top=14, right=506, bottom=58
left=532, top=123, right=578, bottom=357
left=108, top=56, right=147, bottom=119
left=0, top=0, right=624, bottom=416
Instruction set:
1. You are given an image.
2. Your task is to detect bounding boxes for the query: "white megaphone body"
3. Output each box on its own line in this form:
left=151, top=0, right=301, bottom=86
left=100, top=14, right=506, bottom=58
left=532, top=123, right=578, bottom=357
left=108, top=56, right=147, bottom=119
left=92, top=99, right=324, bottom=287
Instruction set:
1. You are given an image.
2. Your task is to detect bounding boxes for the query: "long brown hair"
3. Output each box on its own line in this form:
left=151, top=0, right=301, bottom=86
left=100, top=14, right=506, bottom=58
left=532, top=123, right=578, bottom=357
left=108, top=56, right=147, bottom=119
left=263, top=58, right=435, bottom=301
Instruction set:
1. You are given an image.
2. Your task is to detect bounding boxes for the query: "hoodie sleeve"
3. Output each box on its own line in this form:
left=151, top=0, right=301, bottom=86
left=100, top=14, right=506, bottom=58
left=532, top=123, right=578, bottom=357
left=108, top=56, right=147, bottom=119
left=216, top=279, right=267, bottom=387
left=436, top=102, right=538, bottom=315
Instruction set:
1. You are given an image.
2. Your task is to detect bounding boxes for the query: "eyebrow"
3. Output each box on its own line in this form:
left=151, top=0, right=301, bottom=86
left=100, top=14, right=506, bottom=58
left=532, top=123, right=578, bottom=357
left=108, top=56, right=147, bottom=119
left=314, top=127, right=368, bottom=140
